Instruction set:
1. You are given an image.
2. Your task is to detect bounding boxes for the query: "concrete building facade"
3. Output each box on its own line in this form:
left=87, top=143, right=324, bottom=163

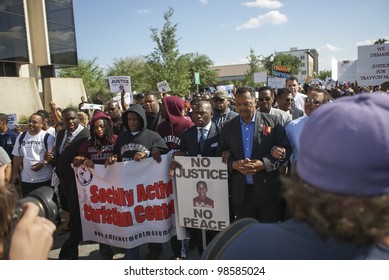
left=275, top=47, right=319, bottom=83
left=0, top=0, right=85, bottom=120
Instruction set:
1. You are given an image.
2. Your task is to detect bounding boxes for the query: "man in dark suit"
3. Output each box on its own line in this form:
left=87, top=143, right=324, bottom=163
left=171, top=101, right=220, bottom=255
left=50, top=108, right=90, bottom=259
left=178, top=101, right=219, bottom=157
left=218, top=86, right=290, bottom=223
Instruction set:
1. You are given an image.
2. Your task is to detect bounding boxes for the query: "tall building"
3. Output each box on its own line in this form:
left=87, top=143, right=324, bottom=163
left=276, top=47, right=319, bottom=83
left=0, top=0, right=85, bottom=120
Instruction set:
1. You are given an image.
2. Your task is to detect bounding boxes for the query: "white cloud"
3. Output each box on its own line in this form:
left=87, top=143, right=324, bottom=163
left=242, top=0, right=284, bottom=9
left=355, top=36, right=389, bottom=46
left=236, top=11, right=287, bottom=30
left=137, top=9, right=150, bottom=14
left=199, top=0, right=208, bottom=5
left=355, top=39, right=375, bottom=46
left=319, top=44, right=344, bottom=52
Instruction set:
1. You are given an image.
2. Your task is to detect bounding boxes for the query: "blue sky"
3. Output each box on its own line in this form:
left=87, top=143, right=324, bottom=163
left=73, top=0, right=389, bottom=72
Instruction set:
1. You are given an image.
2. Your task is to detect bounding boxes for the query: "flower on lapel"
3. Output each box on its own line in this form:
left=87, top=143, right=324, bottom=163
left=263, top=125, right=272, bottom=135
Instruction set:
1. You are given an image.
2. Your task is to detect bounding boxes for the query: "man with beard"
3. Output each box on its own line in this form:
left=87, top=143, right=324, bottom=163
left=106, top=100, right=125, bottom=135
left=143, top=93, right=163, bottom=131
left=210, top=90, right=238, bottom=129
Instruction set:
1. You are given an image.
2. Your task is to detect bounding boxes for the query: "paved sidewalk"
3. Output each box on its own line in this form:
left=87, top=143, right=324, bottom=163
left=49, top=229, right=201, bottom=260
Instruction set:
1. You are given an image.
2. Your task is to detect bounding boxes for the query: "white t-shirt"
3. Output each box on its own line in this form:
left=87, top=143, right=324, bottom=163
left=12, top=130, right=55, bottom=183
left=294, top=92, right=307, bottom=113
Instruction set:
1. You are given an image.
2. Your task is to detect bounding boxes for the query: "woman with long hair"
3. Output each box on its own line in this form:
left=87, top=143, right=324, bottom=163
left=73, top=111, right=117, bottom=259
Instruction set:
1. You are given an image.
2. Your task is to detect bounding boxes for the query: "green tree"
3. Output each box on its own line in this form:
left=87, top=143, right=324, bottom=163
left=145, top=7, right=191, bottom=96
left=262, top=54, right=300, bottom=76
left=244, top=48, right=263, bottom=87
left=57, top=57, right=109, bottom=101
left=106, top=56, right=152, bottom=93
left=183, top=52, right=219, bottom=92
left=318, top=70, right=332, bottom=80
left=374, top=38, right=388, bottom=44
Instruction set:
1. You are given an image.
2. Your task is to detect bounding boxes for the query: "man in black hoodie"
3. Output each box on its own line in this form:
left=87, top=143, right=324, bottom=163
left=104, top=104, right=169, bottom=259
left=105, top=104, right=169, bottom=163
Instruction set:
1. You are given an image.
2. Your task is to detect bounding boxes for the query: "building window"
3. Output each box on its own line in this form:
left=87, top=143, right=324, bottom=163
left=0, top=0, right=29, bottom=63
left=45, top=0, right=78, bottom=66
left=301, top=63, right=305, bottom=68
left=0, top=62, right=17, bottom=77
left=302, top=70, right=306, bottom=75
left=300, top=55, right=305, bottom=60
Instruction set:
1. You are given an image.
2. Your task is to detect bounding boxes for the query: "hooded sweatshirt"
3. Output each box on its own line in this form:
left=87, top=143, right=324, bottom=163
left=157, top=96, right=194, bottom=150
left=114, top=104, right=169, bottom=162
left=78, top=111, right=117, bottom=164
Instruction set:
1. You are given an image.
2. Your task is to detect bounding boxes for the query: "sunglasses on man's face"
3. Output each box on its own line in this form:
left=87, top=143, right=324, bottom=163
left=304, top=97, right=321, bottom=105
left=212, top=98, right=225, bottom=102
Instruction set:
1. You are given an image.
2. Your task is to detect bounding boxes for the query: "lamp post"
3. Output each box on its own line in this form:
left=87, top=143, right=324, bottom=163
left=269, top=55, right=274, bottom=77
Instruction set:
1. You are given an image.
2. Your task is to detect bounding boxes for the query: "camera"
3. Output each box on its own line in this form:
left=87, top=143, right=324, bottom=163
left=1, top=186, right=58, bottom=259
left=17, top=186, right=58, bottom=223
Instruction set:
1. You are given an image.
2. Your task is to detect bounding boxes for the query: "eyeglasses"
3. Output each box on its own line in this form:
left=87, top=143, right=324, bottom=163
left=108, top=107, right=117, bottom=111
left=257, top=97, right=272, bottom=102
left=304, top=97, right=321, bottom=105
left=28, top=120, right=41, bottom=125
left=212, top=98, right=225, bottom=102
left=284, top=98, right=294, bottom=103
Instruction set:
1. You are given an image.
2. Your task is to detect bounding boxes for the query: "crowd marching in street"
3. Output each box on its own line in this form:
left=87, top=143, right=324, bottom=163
left=1, top=77, right=389, bottom=260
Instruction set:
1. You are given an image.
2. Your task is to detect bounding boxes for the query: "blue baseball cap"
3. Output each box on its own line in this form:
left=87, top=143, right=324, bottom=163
left=297, top=93, right=389, bottom=196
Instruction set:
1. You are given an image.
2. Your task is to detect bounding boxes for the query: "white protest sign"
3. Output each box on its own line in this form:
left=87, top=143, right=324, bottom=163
left=324, top=78, right=337, bottom=90
left=267, top=77, right=286, bottom=89
left=80, top=103, right=104, bottom=110
left=217, top=84, right=234, bottom=97
left=357, top=43, right=389, bottom=86
left=157, top=80, right=171, bottom=93
left=112, top=91, right=133, bottom=108
left=174, top=156, right=230, bottom=231
left=254, top=71, right=268, bottom=83
left=74, top=155, right=177, bottom=249
left=6, top=113, right=18, bottom=129
left=108, top=76, right=132, bottom=93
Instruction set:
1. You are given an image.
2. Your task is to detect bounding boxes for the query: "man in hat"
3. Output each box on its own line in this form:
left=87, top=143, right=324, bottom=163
left=203, top=93, right=389, bottom=260
left=211, top=89, right=238, bottom=129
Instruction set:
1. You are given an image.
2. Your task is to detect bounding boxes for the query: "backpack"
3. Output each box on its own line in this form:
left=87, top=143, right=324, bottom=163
left=18, top=131, right=50, bottom=156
